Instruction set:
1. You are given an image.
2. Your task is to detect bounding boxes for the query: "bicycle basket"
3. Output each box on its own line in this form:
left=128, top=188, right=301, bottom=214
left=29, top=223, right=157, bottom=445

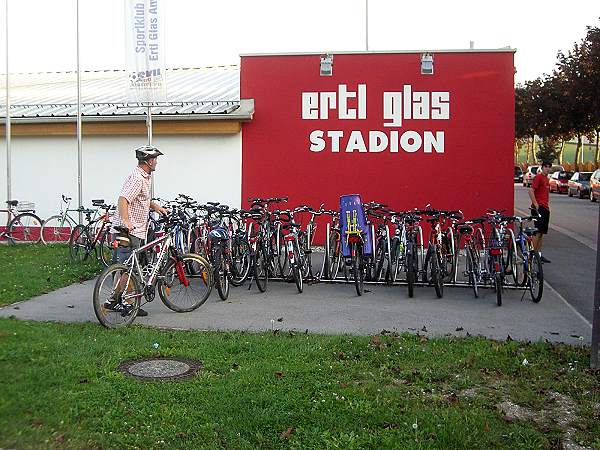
left=16, top=201, right=35, bottom=212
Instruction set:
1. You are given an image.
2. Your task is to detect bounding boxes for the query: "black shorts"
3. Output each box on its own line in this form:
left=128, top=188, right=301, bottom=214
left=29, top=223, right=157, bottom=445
left=532, top=206, right=550, bottom=234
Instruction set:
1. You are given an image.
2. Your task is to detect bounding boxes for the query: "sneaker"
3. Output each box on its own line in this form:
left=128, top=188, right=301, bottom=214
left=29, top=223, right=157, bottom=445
left=102, top=299, right=118, bottom=311
left=137, top=308, right=148, bottom=317
left=540, top=256, right=551, bottom=264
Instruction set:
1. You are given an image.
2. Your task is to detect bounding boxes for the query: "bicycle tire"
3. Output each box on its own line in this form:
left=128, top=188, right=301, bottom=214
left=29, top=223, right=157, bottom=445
left=467, top=246, right=479, bottom=298
left=327, top=231, right=341, bottom=280
left=93, top=263, right=141, bottom=328
left=69, top=224, right=91, bottom=262
left=431, top=249, right=444, bottom=298
left=292, top=241, right=303, bottom=293
left=216, top=260, right=230, bottom=301
left=276, top=229, right=289, bottom=278
left=529, top=251, right=544, bottom=303
left=40, top=214, right=73, bottom=244
left=407, top=249, right=416, bottom=298
left=441, top=229, right=455, bottom=283
left=8, top=212, right=43, bottom=244
left=352, top=243, right=365, bottom=296
left=504, top=231, right=518, bottom=286
left=230, top=236, right=251, bottom=286
left=373, top=239, right=386, bottom=282
left=158, top=253, right=213, bottom=312
left=495, top=272, right=503, bottom=306
left=98, top=229, right=114, bottom=267
left=423, top=246, right=432, bottom=284
left=254, top=245, right=268, bottom=292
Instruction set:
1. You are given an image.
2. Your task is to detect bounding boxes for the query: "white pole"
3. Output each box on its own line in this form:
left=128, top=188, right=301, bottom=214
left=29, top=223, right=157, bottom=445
left=76, top=0, right=83, bottom=223
left=5, top=0, right=11, bottom=202
left=147, top=105, right=154, bottom=197
left=365, top=0, right=369, bottom=51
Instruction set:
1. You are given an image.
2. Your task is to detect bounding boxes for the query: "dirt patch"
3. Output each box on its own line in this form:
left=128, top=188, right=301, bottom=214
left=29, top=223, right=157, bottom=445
left=496, top=391, right=593, bottom=450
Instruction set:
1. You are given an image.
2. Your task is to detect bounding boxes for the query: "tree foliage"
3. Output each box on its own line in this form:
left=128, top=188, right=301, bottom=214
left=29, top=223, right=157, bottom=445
left=515, top=19, right=600, bottom=165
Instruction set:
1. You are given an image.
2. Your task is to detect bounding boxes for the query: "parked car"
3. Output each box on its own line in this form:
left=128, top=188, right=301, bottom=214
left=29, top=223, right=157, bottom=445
left=567, top=172, right=592, bottom=198
left=514, top=166, right=523, bottom=183
left=523, top=165, right=540, bottom=187
left=549, top=165, right=565, bottom=175
left=549, top=171, right=574, bottom=194
left=590, top=169, right=600, bottom=202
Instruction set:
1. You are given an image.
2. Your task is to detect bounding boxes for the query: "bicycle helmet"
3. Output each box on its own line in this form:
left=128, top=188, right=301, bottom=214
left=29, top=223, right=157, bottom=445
left=208, top=227, right=229, bottom=242
left=135, top=145, right=164, bottom=161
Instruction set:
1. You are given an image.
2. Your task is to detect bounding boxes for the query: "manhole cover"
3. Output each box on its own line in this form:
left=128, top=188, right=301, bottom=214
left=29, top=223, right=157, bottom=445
left=118, top=357, right=202, bottom=381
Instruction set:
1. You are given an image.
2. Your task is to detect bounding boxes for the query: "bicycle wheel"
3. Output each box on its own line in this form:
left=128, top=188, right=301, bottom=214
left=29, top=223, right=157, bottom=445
left=230, top=236, right=251, bottom=286
left=158, top=253, right=213, bottom=312
left=528, top=251, right=544, bottom=303
left=327, top=231, right=341, bottom=279
left=98, top=230, right=114, bottom=267
left=430, top=249, right=444, bottom=298
left=352, top=243, right=365, bottom=296
left=8, top=212, right=43, bottom=244
left=373, top=238, right=386, bottom=282
left=467, top=246, right=478, bottom=298
left=503, top=230, right=518, bottom=286
left=40, top=215, right=72, bottom=244
left=254, top=245, right=268, bottom=292
left=299, top=234, right=312, bottom=279
left=407, top=247, right=416, bottom=298
left=93, top=264, right=141, bottom=328
left=495, top=272, right=503, bottom=307
left=275, top=229, right=289, bottom=278
left=69, top=225, right=91, bottom=262
left=423, top=246, right=433, bottom=284
left=441, top=230, right=455, bottom=283
left=292, top=241, right=303, bottom=293
left=216, top=261, right=230, bottom=301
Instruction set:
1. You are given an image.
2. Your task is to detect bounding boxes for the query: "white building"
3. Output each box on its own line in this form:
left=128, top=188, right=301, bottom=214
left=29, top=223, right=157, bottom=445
left=0, top=66, right=252, bottom=219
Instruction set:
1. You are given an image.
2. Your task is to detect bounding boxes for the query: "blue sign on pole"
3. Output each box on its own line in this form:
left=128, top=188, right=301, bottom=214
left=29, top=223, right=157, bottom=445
left=339, top=194, right=372, bottom=258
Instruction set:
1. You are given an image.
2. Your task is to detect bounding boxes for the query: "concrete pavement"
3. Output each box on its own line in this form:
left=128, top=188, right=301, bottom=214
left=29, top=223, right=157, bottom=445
left=0, top=275, right=591, bottom=346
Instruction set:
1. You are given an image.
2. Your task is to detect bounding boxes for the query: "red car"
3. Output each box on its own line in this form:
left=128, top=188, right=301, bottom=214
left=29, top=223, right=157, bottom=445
left=549, top=171, right=574, bottom=194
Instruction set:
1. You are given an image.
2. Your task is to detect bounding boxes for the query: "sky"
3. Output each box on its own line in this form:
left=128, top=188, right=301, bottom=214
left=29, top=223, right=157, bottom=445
left=0, top=0, right=598, bottom=85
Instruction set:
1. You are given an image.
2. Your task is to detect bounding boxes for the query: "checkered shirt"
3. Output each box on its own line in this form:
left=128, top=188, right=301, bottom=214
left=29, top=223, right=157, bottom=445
left=113, top=166, right=152, bottom=240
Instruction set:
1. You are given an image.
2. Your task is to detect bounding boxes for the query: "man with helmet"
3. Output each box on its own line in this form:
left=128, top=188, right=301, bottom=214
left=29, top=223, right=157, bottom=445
left=107, top=145, right=168, bottom=316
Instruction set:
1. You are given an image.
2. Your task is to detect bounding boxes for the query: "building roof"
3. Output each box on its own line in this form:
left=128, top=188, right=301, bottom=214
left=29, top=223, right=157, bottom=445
left=0, top=66, right=250, bottom=122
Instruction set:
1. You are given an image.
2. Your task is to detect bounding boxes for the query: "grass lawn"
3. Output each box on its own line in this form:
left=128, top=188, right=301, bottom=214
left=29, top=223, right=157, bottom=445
left=0, top=319, right=599, bottom=449
left=0, top=244, right=102, bottom=307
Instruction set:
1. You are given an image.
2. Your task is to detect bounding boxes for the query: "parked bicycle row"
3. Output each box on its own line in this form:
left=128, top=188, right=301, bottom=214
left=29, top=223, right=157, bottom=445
left=91, top=194, right=545, bottom=328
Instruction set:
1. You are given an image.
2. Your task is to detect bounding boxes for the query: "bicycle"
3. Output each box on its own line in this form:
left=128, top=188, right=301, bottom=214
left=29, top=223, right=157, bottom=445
left=69, top=204, right=115, bottom=265
left=511, top=214, right=544, bottom=303
left=392, top=211, right=424, bottom=297
left=0, top=200, right=43, bottom=244
left=483, top=210, right=511, bottom=306
left=339, top=194, right=374, bottom=296
left=454, top=217, right=486, bottom=298
left=40, top=195, right=89, bottom=244
left=322, top=209, right=345, bottom=280
left=421, top=208, right=461, bottom=298
left=92, top=217, right=213, bottom=328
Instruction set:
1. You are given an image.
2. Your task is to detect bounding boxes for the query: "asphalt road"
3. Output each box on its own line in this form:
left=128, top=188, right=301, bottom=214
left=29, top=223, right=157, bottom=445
left=514, top=184, right=598, bottom=323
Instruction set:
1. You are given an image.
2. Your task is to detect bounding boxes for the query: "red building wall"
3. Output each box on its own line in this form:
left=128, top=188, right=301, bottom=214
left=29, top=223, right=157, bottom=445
left=241, top=51, right=514, bottom=240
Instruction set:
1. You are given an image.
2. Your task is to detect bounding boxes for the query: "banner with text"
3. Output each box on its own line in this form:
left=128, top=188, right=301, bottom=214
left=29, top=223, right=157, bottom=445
left=124, top=0, right=166, bottom=102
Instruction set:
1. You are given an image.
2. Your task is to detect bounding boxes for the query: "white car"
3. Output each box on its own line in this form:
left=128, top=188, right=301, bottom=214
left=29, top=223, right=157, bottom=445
left=523, top=165, right=540, bottom=187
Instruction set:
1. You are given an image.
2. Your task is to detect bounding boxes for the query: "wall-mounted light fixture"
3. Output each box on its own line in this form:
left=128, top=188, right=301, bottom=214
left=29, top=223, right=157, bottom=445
left=320, top=54, right=333, bottom=76
left=421, top=53, right=434, bottom=75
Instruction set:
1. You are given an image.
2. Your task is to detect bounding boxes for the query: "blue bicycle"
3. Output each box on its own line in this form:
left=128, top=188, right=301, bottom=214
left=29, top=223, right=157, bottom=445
left=508, top=214, right=544, bottom=303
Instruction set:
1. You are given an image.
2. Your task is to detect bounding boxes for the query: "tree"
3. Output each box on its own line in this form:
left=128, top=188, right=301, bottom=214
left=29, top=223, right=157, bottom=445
left=536, top=136, right=560, bottom=163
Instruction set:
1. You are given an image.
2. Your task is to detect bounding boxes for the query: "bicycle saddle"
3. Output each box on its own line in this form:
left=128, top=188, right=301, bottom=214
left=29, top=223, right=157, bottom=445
left=6, top=200, right=18, bottom=206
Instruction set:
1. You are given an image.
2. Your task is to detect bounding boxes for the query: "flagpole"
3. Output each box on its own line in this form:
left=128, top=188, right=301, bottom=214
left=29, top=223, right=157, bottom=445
left=5, top=0, right=11, bottom=203
left=365, top=0, right=369, bottom=51
left=76, top=0, right=83, bottom=223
